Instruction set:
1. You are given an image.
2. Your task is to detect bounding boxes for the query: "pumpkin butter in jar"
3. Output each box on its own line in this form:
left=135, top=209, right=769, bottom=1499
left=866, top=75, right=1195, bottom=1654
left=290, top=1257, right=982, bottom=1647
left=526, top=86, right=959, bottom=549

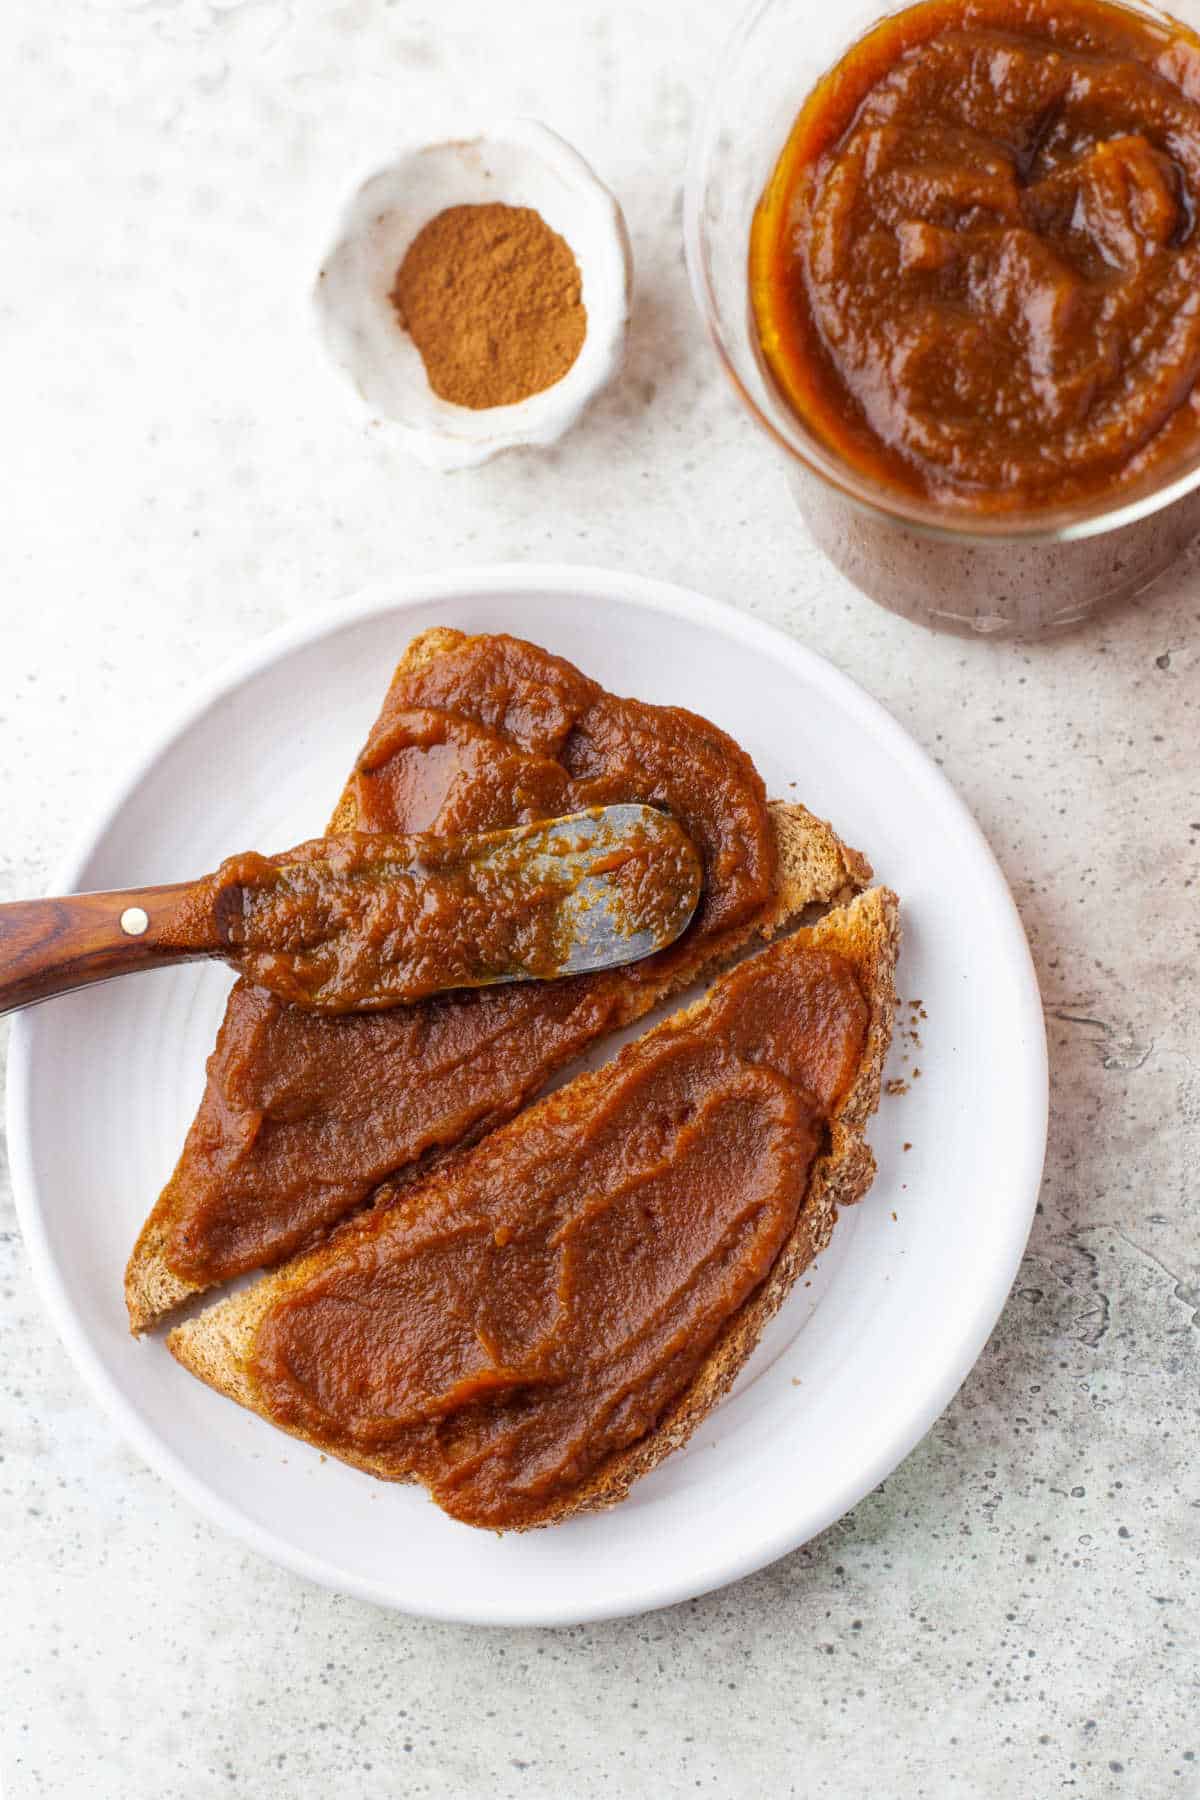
left=679, top=0, right=1200, bottom=633
left=750, top=0, right=1200, bottom=513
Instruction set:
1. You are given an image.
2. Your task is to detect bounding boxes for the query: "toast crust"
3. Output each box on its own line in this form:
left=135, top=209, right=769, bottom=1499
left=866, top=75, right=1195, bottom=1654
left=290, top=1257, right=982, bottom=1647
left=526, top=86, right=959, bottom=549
left=169, top=885, right=899, bottom=1527
left=126, top=630, right=870, bottom=1333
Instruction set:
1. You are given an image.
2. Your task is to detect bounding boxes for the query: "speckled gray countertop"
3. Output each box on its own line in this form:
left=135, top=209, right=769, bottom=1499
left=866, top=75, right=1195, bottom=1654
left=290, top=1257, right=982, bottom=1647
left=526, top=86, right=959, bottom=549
left=2, top=2, right=1198, bottom=1796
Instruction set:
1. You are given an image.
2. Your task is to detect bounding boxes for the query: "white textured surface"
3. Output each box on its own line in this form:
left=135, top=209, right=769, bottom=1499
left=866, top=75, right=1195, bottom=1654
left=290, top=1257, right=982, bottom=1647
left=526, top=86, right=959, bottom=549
left=0, top=1, right=1197, bottom=1795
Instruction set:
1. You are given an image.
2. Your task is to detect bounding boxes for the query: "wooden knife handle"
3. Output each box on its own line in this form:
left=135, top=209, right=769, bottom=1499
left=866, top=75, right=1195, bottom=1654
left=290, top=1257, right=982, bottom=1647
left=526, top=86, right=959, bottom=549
left=0, top=882, right=221, bottom=1015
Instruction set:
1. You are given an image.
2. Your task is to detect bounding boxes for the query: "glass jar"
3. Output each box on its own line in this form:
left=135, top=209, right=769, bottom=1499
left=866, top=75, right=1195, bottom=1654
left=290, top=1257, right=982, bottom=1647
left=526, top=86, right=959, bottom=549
left=684, top=0, right=1200, bottom=637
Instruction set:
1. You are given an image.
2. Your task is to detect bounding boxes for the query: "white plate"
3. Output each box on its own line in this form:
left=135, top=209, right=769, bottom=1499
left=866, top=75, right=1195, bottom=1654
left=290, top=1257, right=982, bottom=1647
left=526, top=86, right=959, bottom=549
left=7, top=566, right=1047, bottom=1626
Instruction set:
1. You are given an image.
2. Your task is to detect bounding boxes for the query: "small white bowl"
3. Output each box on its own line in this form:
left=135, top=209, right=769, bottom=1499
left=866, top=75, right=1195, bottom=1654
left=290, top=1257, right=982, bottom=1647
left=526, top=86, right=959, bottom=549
left=314, top=119, right=633, bottom=470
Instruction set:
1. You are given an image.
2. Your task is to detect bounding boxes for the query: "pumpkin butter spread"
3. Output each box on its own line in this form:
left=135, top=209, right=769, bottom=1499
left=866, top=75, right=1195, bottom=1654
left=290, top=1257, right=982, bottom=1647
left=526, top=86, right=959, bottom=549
left=182, top=811, right=700, bottom=1013
left=752, top=0, right=1200, bottom=509
left=129, top=634, right=789, bottom=1320
left=236, top=934, right=870, bottom=1529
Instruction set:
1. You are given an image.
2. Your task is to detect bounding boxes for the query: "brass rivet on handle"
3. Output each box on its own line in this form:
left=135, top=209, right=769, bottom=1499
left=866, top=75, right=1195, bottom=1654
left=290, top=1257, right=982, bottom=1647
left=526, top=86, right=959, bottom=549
left=120, top=907, right=150, bottom=937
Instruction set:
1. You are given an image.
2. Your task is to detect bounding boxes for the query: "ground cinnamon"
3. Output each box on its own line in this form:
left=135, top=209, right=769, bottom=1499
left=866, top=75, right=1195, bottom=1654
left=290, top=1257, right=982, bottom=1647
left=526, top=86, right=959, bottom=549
left=391, top=202, right=587, bottom=410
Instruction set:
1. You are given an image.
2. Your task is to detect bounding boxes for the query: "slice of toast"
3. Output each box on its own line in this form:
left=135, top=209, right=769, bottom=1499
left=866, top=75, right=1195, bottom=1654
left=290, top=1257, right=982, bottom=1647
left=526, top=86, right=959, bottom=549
left=126, top=628, right=871, bottom=1333
left=169, top=884, right=899, bottom=1528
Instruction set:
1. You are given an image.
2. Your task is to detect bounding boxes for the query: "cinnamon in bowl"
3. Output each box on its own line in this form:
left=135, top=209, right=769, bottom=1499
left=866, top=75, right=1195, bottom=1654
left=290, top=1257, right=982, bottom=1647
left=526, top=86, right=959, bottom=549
left=391, top=202, right=587, bottom=409
left=313, top=120, right=632, bottom=470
